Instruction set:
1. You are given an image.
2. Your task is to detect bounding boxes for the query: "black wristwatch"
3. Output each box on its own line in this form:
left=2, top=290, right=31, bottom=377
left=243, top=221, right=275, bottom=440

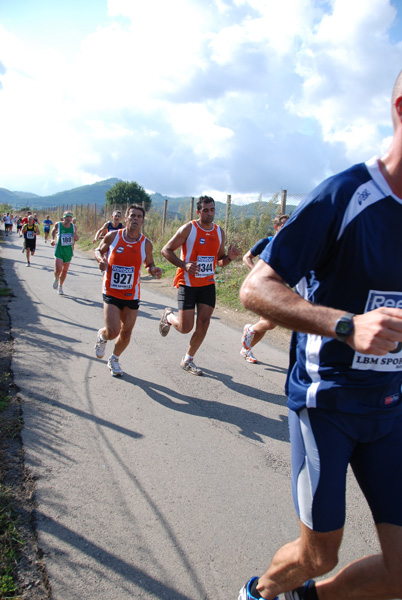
left=335, top=312, right=355, bottom=343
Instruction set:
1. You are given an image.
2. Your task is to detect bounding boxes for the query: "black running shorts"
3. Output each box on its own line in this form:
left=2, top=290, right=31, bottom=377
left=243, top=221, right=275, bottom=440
left=102, top=294, right=139, bottom=310
left=177, top=284, right=216, bottom=310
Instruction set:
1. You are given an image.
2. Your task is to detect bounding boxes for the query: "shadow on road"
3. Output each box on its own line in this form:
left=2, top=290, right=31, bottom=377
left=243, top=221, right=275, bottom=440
left=125, top=375, right=289, bottom=444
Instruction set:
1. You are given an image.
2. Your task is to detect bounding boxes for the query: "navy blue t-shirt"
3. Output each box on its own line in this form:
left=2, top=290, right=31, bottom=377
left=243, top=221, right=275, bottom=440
left=249, top=236, right=273, bottom=257
left=261, top=157, right=402, bottom=415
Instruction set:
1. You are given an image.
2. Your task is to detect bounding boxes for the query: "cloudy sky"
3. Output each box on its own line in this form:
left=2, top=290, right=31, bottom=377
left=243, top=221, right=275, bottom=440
left=1, top=0, right=402, bottom=202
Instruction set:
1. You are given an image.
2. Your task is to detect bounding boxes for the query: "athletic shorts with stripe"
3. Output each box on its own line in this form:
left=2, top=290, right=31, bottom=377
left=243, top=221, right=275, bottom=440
left=289, top=406, right=402, bottom=532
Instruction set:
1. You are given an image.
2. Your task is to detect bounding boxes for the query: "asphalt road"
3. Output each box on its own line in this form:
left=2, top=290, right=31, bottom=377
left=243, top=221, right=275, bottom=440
left=2, top=232, right=380, bottom=600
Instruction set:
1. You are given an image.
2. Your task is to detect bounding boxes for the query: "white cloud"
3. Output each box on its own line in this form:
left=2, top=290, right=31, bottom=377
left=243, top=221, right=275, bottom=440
left=290, top=0, right=401, bottom=162
left=0, top=0, right=401, bottom=198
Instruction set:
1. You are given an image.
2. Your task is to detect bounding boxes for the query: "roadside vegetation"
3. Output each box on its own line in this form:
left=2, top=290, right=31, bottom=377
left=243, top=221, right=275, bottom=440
left=0, top=248, right=22, bottom=599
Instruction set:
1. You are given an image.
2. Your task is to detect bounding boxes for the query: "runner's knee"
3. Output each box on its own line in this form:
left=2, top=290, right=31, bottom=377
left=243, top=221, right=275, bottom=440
left=104, top=325, right=120, bottom=339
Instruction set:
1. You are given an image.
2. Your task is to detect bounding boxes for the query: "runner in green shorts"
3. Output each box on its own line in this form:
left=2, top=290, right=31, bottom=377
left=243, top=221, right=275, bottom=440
left=50, top=212, right=79, bottom=295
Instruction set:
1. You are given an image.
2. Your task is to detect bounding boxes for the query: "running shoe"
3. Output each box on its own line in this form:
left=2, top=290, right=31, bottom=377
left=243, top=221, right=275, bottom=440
left=53, top=278, right=59, bottom=290
left=58, top=285, right=64, bottom=295
left=108, top=355, right=123, bottom=377
left=240, top=347, right=257, bottom=363
left=94, top=329, right=107, bottom=359
left=159, top=307, right=173, bottom=336
left=284, top=580, right=316, bottom=600
left=26, top=262, right=30, bottom=267
left=180, top=358, right=203, bottom=376
left=238, top=577, right=278, bottom=600
left=242, top=324, right=255, bottom=350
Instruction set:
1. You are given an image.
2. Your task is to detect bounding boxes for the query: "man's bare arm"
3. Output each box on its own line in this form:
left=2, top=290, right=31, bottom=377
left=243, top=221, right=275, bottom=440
left=240, top=260, right=402, bottom=356
left=161, top=223, right=198, bottom=273
left=93, top=222, right=108, bottom=243
left=144, top=239, right=162, bottom=279
left=242, top=250, right=255, bottom=271
left=50, top=223, right=58, bottom=246
left=94, top=231, right=117, bottom=272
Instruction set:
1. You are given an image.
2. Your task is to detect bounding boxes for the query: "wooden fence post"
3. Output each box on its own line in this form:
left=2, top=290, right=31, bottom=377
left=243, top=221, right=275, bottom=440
left=162, top=199, right=168, bottom=235
left=225, top=194, right=231, bottom=235
left=281, top=190, right=287, bottom=214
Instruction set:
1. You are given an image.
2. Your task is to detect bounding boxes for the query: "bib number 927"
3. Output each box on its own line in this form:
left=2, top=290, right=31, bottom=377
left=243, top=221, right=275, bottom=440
left=111, top=265, right=134, bottom=289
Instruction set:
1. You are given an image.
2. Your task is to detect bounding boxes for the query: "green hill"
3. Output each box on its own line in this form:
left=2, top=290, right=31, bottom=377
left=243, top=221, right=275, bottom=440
left=1, top=178, right=121, bottom=209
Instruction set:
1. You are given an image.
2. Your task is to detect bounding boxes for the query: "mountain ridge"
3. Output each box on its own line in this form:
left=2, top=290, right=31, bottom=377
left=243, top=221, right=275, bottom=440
left=0, top=180, right=299, bottom=219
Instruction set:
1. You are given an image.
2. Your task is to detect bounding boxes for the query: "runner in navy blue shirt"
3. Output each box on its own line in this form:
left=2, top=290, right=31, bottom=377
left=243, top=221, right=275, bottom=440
left=93, top=210, right=123, bottom=243
left=240, top=214, right=289, bottom=363
left=238, top=70, right=402, bottom=600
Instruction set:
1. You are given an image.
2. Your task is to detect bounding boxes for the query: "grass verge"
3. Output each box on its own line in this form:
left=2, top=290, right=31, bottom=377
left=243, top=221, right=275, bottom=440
left=0, top=484, right=23, bottom=598
left=0, top=251, right=50, bottom=599
left=0, top=287, right=23, bottom=598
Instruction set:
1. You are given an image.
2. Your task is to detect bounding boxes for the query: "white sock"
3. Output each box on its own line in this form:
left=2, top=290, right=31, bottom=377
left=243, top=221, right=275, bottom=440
left=166, top=313, right=174, bottom=324
left=184, top=353, right=193, bottom=362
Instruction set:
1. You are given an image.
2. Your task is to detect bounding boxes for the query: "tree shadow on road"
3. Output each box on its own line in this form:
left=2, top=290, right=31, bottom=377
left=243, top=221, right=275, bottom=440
left=34, top=508, right=198, bottom=600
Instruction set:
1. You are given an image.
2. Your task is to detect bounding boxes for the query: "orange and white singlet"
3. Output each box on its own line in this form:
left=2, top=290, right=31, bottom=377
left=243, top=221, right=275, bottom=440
left=173, top=220, right=222, bottom=288
left=103, top=230, right=147, bottom=300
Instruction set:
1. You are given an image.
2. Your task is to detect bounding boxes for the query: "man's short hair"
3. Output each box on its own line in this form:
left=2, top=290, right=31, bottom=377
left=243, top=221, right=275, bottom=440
left=274, top=214, right=290, bottom=227
left=125, top=204, right=145, bottom=218
left=197, top=195, right=215, bottom=211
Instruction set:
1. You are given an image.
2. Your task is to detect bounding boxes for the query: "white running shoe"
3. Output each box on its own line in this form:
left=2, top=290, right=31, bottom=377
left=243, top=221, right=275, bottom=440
left=242, top=324, right=255, bottom=350
left=94, top=329, right=107, bottom=359
left=180, top=358, right=203, bottom=376
left=58, top=285, right=64, bottom=295
left=240, top=347, right=257, bottom=364
left=108, top=355, right=123, bottom=377
left=159, top=307, right=173, bottom=336
left=53, top=278, right=59, bottom=290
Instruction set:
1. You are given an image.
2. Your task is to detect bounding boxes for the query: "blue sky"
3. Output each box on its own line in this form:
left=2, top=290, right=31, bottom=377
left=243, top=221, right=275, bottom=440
left=1, top=0, right=402, bottom=203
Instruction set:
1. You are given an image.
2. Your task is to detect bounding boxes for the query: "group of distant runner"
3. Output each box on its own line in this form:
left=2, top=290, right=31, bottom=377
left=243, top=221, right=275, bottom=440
left=2, top=202, right=295, bottom=378
left=2, top=209, right=78, bottom=292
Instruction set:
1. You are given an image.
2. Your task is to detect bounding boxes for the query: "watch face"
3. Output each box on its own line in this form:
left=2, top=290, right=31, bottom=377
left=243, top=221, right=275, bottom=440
left=337, top=321, right=351, bottom=334
left=336, top=314, right=354, bottom=340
